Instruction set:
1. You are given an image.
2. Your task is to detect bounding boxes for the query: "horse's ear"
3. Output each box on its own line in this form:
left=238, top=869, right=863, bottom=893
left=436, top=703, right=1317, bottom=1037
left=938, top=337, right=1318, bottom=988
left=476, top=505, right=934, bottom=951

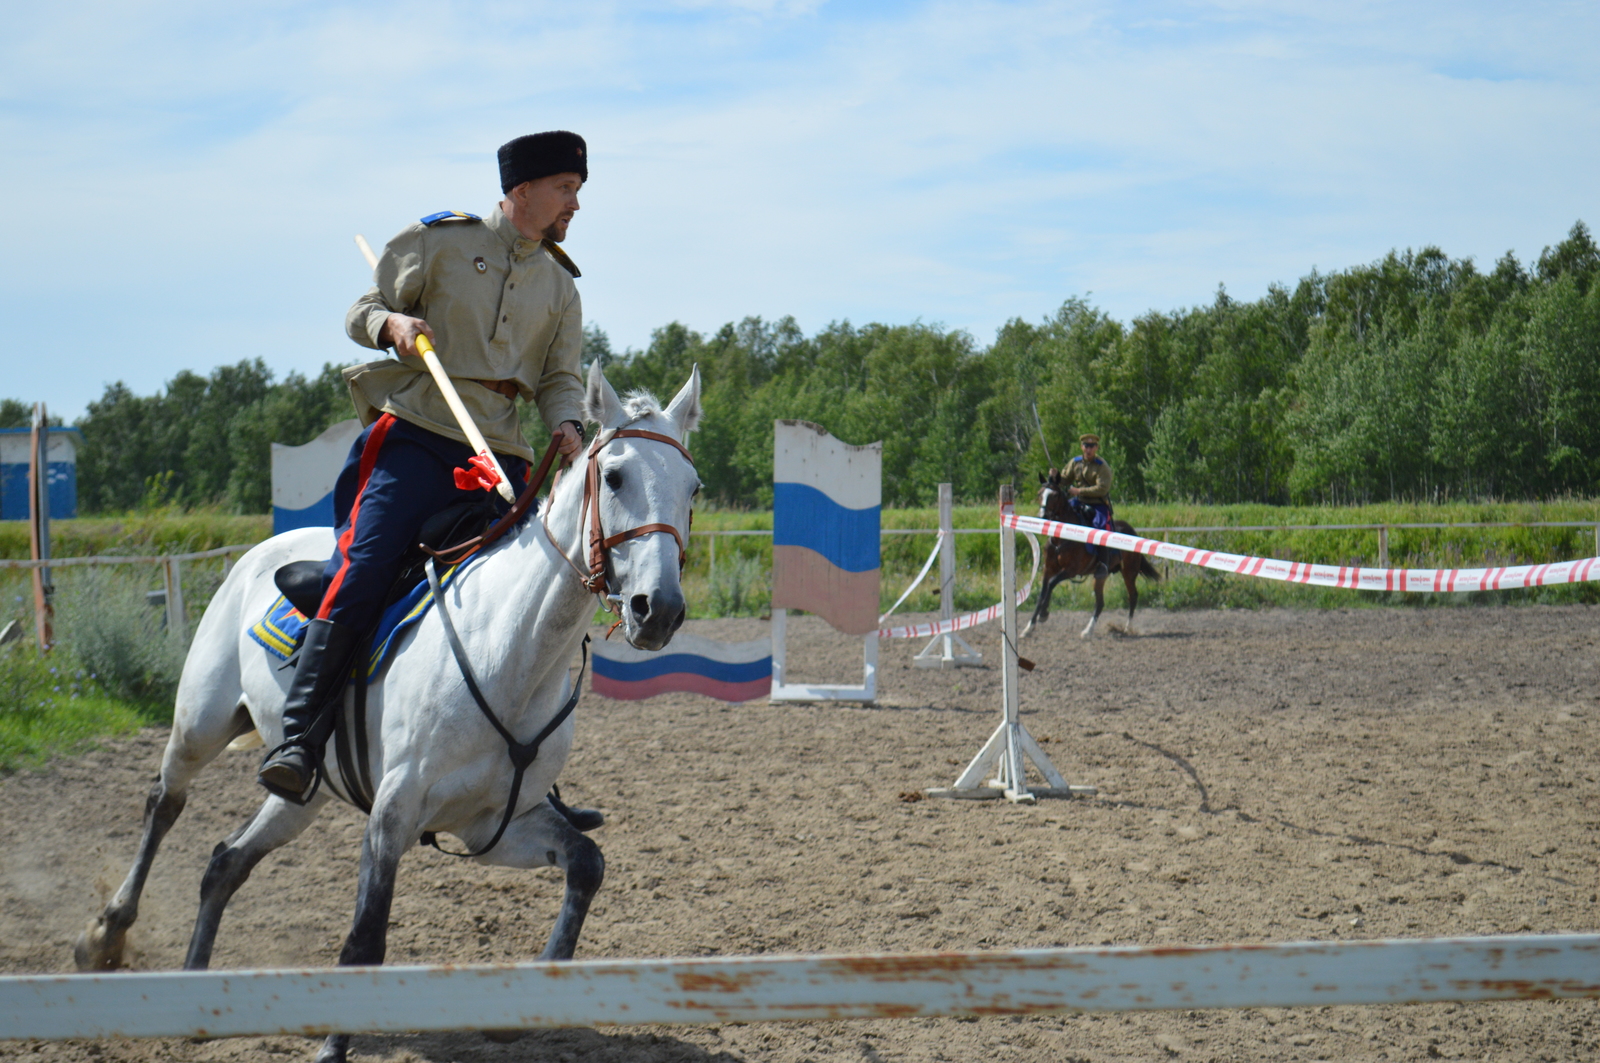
left=584, top=359, right=627, bottom=430
left=664, top=364, right=702, bottom=438
left=1038, top=471, right=1047, bottom=484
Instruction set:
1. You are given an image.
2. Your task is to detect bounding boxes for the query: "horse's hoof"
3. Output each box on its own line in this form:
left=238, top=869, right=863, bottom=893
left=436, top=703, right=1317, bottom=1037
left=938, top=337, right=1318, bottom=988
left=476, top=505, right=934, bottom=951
left=313, top=1034, right=350, bottom=1063
left=483, top=1029, right=526, bottom=1044
left=74, top=917, right=123, bottom=971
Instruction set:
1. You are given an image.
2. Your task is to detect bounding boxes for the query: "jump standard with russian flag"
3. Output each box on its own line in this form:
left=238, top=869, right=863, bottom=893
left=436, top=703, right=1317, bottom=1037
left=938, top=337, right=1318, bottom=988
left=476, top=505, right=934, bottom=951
left=591, top=418, right=884, bottom=705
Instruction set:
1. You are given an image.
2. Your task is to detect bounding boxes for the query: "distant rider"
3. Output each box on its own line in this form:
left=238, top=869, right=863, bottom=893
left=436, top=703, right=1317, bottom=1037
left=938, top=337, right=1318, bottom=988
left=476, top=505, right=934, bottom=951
left=1061, top=433, right=1114, bottom=575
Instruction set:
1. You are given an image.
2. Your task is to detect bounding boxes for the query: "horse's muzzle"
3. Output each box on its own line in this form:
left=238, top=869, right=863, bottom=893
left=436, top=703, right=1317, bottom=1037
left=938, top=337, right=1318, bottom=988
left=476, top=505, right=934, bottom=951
left=628, top=588, right=686, bottom=650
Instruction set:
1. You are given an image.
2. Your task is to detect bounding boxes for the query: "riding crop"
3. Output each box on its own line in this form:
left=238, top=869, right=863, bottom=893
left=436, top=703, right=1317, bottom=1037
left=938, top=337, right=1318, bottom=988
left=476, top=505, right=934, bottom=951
left=354, top=234, right=516, bottom=503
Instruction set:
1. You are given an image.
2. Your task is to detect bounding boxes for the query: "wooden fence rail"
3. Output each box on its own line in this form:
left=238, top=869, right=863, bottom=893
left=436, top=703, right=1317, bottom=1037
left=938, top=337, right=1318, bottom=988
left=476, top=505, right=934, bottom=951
left=2, top=935, right=1596, bottom=1040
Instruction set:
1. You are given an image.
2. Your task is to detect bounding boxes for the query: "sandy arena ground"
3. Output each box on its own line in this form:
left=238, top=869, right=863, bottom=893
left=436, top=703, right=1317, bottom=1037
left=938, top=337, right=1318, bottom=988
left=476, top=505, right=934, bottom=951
left=2, top=604, right=1599, bottom=1062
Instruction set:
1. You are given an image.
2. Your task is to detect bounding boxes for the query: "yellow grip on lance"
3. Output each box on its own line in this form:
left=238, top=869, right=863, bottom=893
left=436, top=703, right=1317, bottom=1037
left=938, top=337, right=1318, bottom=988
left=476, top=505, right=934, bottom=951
left=412, top=334, right=516, bottom=503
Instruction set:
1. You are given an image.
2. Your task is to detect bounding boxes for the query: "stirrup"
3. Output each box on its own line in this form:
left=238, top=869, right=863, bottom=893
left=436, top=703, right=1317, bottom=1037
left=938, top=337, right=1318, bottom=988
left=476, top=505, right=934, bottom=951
left=258, top=741, right=323, bottom=807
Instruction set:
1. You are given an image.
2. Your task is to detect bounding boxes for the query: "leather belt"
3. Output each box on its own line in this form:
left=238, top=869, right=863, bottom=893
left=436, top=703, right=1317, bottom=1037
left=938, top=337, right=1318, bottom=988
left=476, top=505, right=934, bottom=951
left=473, top=378, right=519, bottom=399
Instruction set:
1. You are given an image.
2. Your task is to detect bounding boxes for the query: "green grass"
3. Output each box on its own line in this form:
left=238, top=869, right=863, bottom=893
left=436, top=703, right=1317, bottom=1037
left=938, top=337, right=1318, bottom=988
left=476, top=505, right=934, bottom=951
left=0, top=509, right=270, bottom=560
left=689, top=499, right=1600, bottom=616
left=0, top=642, right=151, bottom=773
left=3, top=498, right=1596, bottom=769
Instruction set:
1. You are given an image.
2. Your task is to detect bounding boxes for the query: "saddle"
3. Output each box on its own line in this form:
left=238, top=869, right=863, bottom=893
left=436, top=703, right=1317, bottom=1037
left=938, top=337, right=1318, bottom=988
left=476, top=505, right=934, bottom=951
left=265, top=497, right=505, bottom=814
left=271, top=496, right=504, bottom=620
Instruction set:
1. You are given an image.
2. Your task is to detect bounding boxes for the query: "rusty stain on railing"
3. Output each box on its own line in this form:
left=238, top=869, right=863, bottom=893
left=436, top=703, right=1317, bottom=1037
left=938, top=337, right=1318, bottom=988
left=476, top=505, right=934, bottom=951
left=2, top=934, right=1597, bottom=1041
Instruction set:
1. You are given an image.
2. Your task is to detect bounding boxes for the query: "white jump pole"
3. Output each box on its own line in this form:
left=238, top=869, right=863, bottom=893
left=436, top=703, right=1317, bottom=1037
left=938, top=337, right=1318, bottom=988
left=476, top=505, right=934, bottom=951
left=928, top=483, right=1094, bottom=802
left=4, top=935, right=1597, bottom=1039
left=913, top=482, right=981, bottom=669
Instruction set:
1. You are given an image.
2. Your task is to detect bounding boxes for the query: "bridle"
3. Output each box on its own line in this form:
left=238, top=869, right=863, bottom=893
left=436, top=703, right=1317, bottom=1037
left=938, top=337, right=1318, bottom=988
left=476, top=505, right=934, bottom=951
left=576, top=424, right=695, bottom=600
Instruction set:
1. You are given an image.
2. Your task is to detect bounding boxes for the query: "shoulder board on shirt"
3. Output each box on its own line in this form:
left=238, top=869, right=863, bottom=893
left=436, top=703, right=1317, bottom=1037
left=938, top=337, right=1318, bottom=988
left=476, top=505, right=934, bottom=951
left=541, top=238, right=581, bottom=278
left=420, top=210, right=482, bottom=226
left=1071, top=455, right=1084, bottom=463
left=1091, top=457, right=1105, bottom=465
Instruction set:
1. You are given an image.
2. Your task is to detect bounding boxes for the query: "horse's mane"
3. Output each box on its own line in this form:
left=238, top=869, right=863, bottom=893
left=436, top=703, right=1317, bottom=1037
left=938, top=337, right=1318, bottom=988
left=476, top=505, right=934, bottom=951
left=621, top=390, right=664, bottom=421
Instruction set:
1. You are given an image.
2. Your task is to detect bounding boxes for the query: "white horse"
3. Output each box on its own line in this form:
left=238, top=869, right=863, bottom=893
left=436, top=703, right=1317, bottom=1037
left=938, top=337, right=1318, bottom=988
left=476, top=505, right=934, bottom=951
left=76, top=362, right=702, bottom=1063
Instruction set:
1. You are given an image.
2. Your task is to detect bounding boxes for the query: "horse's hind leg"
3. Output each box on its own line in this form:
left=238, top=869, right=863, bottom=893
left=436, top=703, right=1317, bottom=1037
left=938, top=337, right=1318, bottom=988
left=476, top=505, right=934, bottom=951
left=184, top=791, right=329, bottom=970
left=1123, top=563, right=1140, bottom=634
left=75, top=690, right=252, bottom=971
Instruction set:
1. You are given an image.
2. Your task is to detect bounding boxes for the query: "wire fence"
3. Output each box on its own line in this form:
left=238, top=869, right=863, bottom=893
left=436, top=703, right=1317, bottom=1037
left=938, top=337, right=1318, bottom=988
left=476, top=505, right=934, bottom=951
left=5, top=519, right=1598, bottom=647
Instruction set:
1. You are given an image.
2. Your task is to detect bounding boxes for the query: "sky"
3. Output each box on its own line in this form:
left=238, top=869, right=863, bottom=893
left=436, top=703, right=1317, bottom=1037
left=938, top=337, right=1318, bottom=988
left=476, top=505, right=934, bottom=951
left=3, top=0, right=1597, bottom=420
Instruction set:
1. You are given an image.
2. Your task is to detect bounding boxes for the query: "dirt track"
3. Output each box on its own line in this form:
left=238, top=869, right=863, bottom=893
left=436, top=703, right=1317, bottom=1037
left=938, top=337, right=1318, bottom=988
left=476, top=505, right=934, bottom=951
left=3, top=605, right=1599, bottom=1062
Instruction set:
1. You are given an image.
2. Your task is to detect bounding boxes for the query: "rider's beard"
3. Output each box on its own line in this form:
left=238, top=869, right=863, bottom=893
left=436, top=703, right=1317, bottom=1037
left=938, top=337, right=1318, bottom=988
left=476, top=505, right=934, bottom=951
left=542, top=215, right=571, bottom=242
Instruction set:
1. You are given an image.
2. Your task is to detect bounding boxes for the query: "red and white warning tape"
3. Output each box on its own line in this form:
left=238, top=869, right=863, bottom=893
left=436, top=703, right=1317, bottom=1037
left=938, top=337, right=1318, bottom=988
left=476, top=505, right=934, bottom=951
left=877, top=532, right=1041, bottom=640
left=1004, top=511, right=1600, bottom=593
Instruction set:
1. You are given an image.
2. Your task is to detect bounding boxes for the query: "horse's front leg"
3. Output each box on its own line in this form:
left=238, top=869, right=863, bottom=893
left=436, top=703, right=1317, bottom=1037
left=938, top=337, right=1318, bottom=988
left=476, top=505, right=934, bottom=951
left=473, top=798, right=606, bottom=1044
left=481, top=799, right=605, bottom=959
left=314, top=774, right=423, bottom=1063
left=1022, top=568, right=1067, bottom=638
left=1081, top=574, right=1107, bottom=638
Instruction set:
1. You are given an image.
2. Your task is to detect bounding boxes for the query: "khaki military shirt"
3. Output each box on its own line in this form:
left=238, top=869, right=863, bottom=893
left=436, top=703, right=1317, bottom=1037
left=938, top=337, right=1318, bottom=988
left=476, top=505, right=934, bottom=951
left=343, top=206, right=584, bottom=462
left=1064, top=455, right=1112, bottom=501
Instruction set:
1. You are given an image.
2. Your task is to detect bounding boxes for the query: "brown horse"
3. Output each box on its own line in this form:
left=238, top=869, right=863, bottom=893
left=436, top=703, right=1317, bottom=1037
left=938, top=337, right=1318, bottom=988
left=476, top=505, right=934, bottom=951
left=1021, top=470, right=1160, bottom=639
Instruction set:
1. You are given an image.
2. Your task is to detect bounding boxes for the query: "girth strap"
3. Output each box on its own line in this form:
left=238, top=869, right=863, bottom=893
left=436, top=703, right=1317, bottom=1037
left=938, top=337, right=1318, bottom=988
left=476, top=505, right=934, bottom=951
left=329, top=634, right=376, bottom=814
left=420, top=557, right=586, bottom=859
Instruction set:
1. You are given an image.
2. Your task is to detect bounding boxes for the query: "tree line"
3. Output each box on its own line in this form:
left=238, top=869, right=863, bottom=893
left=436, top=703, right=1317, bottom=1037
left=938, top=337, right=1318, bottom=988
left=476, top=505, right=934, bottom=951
left=7, top=221, right=1596, bottom=513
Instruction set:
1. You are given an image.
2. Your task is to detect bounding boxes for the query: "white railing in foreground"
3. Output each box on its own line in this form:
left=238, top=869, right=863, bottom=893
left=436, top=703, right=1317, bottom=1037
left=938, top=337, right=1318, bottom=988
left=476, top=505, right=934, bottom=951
left=3, top=935, right=1596, bottom=1040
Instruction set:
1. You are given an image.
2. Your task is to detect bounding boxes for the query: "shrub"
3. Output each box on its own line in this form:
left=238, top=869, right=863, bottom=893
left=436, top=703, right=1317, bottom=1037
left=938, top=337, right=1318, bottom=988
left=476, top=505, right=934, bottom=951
left=705, top=552, right=769, bottom=618
left=54, top=568, right=187, bottom=711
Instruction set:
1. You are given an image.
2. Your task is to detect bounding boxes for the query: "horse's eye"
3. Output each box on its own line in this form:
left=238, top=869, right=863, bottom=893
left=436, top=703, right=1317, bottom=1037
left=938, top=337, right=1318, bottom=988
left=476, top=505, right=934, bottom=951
left=605, top=469, right=623, bottom=490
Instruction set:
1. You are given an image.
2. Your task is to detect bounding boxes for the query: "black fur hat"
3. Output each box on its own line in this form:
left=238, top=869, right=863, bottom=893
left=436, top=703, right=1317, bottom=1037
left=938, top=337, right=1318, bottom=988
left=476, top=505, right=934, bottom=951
left=497, top=131, right=587, bottom=192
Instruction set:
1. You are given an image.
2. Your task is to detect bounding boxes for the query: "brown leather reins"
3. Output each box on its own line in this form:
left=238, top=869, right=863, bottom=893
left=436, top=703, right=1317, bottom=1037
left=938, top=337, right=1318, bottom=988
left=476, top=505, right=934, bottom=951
left=428, top=424, right=696, bottom=607
left=427, top=432, right=568, bottom=566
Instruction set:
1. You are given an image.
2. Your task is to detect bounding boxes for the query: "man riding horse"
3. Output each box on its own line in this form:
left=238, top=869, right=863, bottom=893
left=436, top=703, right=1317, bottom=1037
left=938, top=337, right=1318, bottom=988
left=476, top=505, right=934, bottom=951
left=1027, top=433, right=1159, bottom=639
left=1058, top=433, right=1115, bottom=576
left=257, top=132, right=593, bottom=828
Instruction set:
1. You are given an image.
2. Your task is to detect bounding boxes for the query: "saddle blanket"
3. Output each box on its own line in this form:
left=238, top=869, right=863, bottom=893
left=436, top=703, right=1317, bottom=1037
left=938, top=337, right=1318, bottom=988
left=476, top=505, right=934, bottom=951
left=248, top=555, right=483, bottom=680
left=591, top=632, right=771, bottom=702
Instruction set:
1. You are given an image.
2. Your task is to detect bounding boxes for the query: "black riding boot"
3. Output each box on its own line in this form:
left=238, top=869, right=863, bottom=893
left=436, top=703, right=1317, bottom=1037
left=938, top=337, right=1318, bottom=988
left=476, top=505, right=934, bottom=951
left=548, top=786, right=604, bottom=832
left=258, top=619, right=360, bottom=802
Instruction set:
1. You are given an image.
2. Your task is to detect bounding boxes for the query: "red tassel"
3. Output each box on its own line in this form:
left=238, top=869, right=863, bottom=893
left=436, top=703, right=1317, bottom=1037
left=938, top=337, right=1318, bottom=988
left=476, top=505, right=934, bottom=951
left=452, top=453, right=502, bottom=492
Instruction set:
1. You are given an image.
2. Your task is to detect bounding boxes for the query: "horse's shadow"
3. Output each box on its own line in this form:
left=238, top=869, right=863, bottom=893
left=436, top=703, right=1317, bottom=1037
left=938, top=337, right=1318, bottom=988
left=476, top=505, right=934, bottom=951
left=354, top=1026, right=747, bottom=1062
left=1102, top=627, right=1192, bottom=640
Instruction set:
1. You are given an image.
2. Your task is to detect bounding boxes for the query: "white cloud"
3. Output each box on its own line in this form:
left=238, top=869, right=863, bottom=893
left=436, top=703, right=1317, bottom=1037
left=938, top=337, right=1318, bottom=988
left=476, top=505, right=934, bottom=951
left=1, top=0, right=1596, bottom=417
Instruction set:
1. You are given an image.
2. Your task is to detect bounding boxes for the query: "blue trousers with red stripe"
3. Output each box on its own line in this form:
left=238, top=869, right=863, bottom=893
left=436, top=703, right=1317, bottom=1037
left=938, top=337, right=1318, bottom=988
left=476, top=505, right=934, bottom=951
left=315, top=413, right=529, bottom=635
left=1068, top=498, right=1113, bottom=560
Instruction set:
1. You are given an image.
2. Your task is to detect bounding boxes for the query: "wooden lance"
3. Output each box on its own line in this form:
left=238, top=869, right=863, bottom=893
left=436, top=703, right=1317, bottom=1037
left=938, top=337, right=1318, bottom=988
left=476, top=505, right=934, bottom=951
left=353, top=234, right=516, bottom=503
